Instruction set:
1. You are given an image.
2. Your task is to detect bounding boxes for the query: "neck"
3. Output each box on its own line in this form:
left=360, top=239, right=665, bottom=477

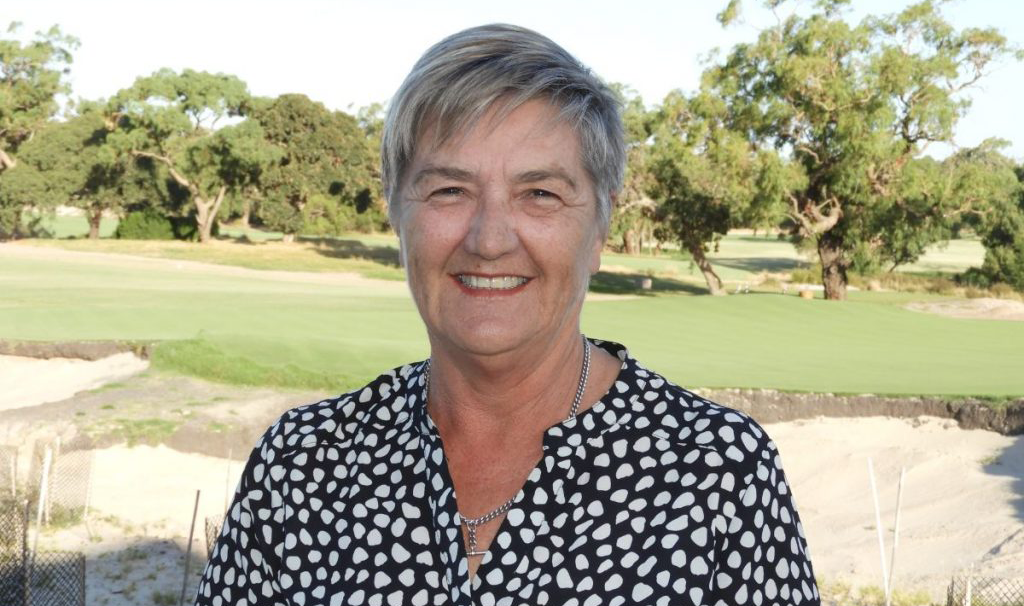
left=425, top=328, right=586, bottom=446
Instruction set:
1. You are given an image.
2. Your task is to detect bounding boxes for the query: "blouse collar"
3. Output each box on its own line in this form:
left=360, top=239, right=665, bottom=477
left=406, top=338, right=640, bottom=450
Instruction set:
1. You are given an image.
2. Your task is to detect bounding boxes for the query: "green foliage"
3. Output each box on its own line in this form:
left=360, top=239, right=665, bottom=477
left=607, top=85, right=660, bottom=255
left=97, top=417, right=179, bottom=446
left=105, top=69, right=276, bottom=242
left=115, top=209, right=175, bottom=240
left=707, top=0, right=1018, bottom=298
left=644, top=89, right=791, bottom=294
left=250, top=93, right=381, bottom=236
left=0, top=23, right=78, bottom=171
left=151, top=338, right=358, bottom=392
left=961, top=163, right=1024, bottom=291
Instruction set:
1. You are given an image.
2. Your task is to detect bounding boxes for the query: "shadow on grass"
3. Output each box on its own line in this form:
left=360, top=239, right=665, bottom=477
left=589, top=271, right=707, bottom=295
left=712, top=256, right=804, bottom=273
left=299, top=236, right=401, bottom=267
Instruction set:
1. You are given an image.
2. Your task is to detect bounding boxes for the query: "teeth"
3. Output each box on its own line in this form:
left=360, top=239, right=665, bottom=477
left=458, top=275, right=528, bottom=290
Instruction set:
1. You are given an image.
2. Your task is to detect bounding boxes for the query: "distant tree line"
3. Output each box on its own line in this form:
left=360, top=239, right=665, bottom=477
left=0, top=23, right=385, bottom=246
left=1, top=1, right=1023, bottom=297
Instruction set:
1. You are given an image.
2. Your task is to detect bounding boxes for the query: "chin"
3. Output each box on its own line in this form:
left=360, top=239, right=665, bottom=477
left=440, top=322, right=536, bottom=357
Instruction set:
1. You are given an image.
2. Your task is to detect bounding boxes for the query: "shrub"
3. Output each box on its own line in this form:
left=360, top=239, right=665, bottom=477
left=115, top=209, right=175, bottom=240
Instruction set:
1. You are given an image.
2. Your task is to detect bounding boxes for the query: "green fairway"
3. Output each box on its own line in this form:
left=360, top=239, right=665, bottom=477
left=1, top=245, right=1020, bottom=398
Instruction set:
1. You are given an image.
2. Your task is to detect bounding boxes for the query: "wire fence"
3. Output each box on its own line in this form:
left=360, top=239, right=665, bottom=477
left=3, top=441, right=93, bottom=528
left=205, top=515, right=225, bottom=560
left=948, top=574, right=1024, bottom=606
left=0, top=501, right=85, bottom=606
left=46, top=448, right=92, bottom=527
left=0, top=446, right=18, bottom=499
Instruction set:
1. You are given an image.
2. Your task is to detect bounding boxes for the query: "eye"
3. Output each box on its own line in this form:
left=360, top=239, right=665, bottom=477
left=431, top=186, right=464, bottom=198
left=528, top=189, right=556, bottom=198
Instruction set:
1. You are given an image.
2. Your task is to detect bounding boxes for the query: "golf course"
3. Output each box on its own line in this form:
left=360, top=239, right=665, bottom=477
left=1, top=223, right=1023, bottom=605
left=2, top=227, right=1021, bottom=398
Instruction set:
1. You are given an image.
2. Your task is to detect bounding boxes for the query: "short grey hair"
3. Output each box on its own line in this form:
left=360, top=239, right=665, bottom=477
left=381, top=24, right=625, bottom=230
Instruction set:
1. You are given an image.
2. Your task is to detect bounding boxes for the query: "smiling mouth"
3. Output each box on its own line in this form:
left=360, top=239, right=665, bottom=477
left=456, top=275, right=530, bottom=290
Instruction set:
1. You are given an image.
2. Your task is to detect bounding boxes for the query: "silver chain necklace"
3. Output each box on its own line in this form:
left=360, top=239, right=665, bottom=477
left=423, top=334, right=592, bottom=557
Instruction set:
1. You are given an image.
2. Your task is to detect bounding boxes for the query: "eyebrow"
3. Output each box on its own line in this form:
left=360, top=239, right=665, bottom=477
left=513, top=168, right=578, bottom=191
left=411, top=165, right=474, bottom=186
left=411, top=165, right=578, bottom=191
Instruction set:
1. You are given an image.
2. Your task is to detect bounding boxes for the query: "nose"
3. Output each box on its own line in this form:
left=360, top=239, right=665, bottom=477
left=463, top=192, right=518, bottom=260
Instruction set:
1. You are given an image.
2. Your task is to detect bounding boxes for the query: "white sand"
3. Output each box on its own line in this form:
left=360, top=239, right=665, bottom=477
left=66, top=415, right=1024, bottom=599
left=91, top=444, right=242, bottom=536
left=907, top=297, right=1024, bottom=321
left=0, top=353, right=149, bottom=411
left=768, top=415, right=1024, bottom=596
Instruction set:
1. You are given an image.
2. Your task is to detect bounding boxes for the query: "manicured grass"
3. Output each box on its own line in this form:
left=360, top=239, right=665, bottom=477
left=21, top=213, right=119, bottom=239
left=21, top=237, right=406, bottom=280
left=0, top=247, right=1020, bottom=397
left=583, top=294, right=1023, bottom=397
left=19, top=229, right=984, bottom=289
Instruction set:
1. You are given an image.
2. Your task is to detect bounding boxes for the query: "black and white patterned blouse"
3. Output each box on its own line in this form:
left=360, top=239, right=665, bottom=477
left=196, top=339, right=820, bottom=606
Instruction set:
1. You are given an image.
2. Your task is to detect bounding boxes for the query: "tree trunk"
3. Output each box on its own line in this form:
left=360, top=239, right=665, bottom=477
left=687, top=241, right=726, bottom=296
left=623, top=229, right=640, bottom=255
left=87, top=208, right=102, bottom=239
left=194, top=186, right=227, bottom=244
left=240, top=200, right=251, bottom=228
left=817, top=233, right=848, bottom=300
left=0, top=148, right=16, bottom=172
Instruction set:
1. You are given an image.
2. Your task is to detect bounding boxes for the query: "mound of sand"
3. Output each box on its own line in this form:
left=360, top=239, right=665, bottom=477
left=0, top=352, right=149, bottom=411
left=769, top=416, right=1024, bottom=597
left=42, top=415, right=1018, bottom=601
left=907, top=297, right=1024, bottom=321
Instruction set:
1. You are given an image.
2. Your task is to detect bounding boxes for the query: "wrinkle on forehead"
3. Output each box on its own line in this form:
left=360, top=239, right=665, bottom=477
left=417, top=97, right=580, bottom=165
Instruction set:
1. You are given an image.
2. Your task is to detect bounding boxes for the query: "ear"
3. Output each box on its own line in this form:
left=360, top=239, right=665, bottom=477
left=589, top=192, right=615, bottom=274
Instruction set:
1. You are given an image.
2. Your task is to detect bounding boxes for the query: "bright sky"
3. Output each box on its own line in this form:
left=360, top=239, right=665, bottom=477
left=9, top=0, right=1024, bottom=160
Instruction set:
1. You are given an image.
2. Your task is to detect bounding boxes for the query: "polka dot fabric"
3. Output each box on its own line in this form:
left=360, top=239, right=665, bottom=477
left=195, top=339, right=820, bottom=605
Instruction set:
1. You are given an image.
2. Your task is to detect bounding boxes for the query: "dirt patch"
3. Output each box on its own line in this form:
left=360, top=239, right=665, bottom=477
left=0, top=339, right=152, bottom=360
left=906, top=297, right=1024, bottom=321
left=701, top=388, right=1024, bottom=435
left=0, top=371, right=322, bottom=459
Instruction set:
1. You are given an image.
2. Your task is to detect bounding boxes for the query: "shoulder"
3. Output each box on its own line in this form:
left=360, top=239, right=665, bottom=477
left=596, top=338, right=777, bottom=471
left=252, top=360, right=427, bottom=462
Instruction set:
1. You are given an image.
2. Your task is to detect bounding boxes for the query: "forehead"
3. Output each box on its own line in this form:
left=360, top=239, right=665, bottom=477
left=412, top=98, right=583, bottom=171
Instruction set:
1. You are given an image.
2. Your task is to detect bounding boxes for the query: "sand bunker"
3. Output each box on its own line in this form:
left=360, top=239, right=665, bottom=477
left=769, top=415, right=1024, bottom=596
left=907, top=297, right=1024, bottom=321
left=91, top=444, right=242, bottom=535
left=0, top=352, right=149, bottom=411
left=52, top=416, right=1023, bottom=600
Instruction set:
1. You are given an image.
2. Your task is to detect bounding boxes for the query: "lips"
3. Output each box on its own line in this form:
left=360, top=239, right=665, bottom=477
left=456, top=275, right=530, bottom=290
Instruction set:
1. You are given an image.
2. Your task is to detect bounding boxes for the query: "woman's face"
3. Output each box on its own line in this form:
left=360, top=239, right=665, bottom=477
left=396, top=99, right=605, bottom=358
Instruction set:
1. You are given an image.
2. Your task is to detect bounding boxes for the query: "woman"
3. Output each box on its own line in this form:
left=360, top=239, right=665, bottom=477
left=196, top=24, right=819, bottom=606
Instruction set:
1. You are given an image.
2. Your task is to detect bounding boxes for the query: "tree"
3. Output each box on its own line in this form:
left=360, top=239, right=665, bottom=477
left=955, top=149, right=1024, bottom=290
left=646, top=90, right=790, bottom=295
left=105, top=69, right=275, bottom=242
left=250, top=94, right=379, bottom=241
left=608, top=85, right=659, bottom=256
left=0, top=22, right=78, bottom=172
left=707, top=0, right=1019, bottom=299
left=0, top=105, right=183, bottom=239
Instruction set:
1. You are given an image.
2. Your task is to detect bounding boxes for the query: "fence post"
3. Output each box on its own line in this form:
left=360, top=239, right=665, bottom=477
left=223, top=448, right=233, bottom=514
left=82, top=451, right=95, bottom=540
left=9, top=448, right=16, bottom=498
left=21, top=500, right=29, bottom=606
left=885, top=467, right=906, bottom=606
left=867, top=458, right=890, bottom=596
left=181, top=490, right=201, bottom=606
left=46, top=438, right=61, bottom=527
left=964, top=566, right=973, bottom=606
